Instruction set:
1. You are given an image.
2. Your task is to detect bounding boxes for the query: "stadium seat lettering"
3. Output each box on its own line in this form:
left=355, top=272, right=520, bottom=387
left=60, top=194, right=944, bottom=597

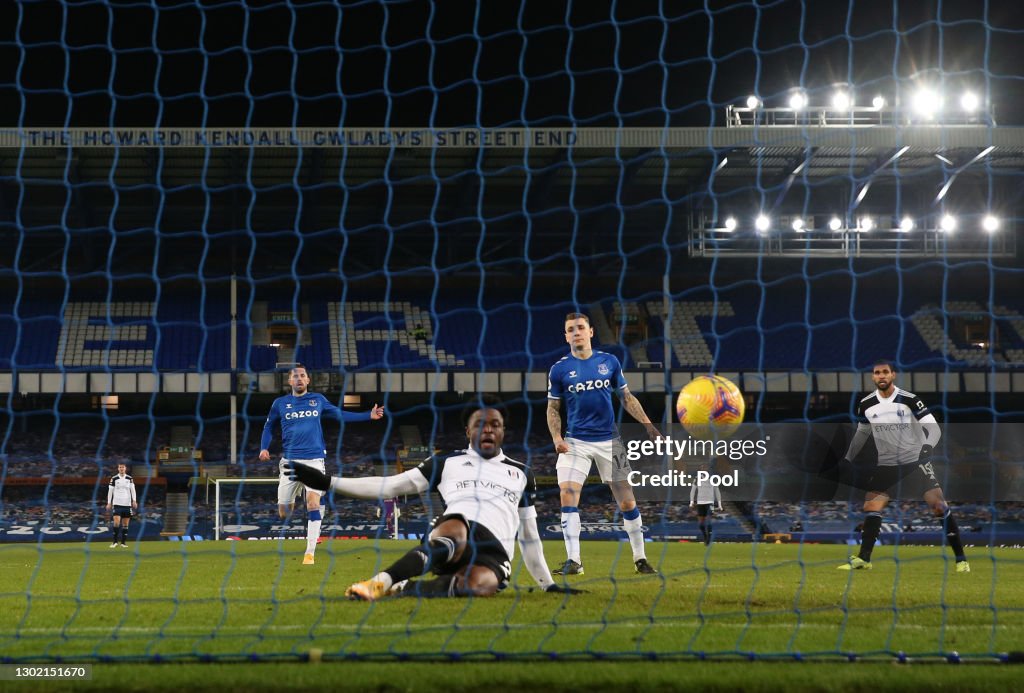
left=4, top=526, right=35, bottom=535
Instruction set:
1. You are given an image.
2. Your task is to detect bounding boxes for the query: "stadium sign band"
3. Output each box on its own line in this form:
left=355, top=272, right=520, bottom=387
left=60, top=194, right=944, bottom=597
left=4, top=128, right=579, bottom=148
left=1, top=126, right=1016, bottom=149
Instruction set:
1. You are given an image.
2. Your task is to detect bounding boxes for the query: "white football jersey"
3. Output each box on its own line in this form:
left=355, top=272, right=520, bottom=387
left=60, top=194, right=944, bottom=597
left=690, top=476, right=722, bottom=506
left=107, top=473, right=137, bottom=505
left=412, top=449, right=535, bottom=560
left=856, top=387, right=939, bottom=466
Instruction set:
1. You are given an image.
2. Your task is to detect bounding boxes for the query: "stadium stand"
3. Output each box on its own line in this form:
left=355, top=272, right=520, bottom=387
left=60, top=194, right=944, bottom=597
left=5, top=292, right=1024, bottom=371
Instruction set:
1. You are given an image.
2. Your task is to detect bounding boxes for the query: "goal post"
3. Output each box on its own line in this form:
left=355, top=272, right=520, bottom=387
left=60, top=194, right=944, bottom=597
left=211, top=477, right=404, bottom=541
left=212, top=477, right=279, bottom=541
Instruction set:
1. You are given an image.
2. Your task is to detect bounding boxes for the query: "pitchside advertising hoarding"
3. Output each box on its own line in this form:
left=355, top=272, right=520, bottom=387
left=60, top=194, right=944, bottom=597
left=1, top=424, right=1022, bottom=542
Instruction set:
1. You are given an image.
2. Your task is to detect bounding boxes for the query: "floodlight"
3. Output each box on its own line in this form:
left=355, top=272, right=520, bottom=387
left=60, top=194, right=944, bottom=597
left=960, top=91, right=979, bottom=112
left=831, top=91, right=852, bottom=110
left=982, top=215, right=1000, bottom=232
left=912, top=89, right=941, bottom=117
left=791, top=218, right=805, bottom=232
left=755, top=214, right=771, bottom=232
left=788, top=92, right=807, bottom=111
left=871, top=95, right=885, bottom=110
left=858, top=216, right=874, bottom=232
left=746, top=95, right=760, bottom=109
left=940, top=214, right=957, bottom=232
left=724, top=216, right=737, bottom=231
left=899, top=216, right=915, bottom=232
left=828, top=217, right=842, bottom=231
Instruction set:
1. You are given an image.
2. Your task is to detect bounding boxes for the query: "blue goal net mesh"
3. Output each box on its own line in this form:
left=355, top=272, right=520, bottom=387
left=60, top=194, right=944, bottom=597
left=1, top=0, right=1022, bottom=663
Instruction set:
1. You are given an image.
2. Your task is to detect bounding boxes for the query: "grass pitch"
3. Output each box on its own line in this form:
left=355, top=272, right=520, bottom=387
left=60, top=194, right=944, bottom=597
left=1, top=539, right=1021, bottom=667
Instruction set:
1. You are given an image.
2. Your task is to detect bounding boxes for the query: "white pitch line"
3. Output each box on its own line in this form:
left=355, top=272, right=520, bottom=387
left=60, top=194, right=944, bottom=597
left=1, top=621, right=1010, bottom=636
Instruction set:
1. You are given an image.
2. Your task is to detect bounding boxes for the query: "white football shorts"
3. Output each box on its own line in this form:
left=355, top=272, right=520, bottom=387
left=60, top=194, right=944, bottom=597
left=555, top=437, right=631, bottom=485
left=278, top=457, right=326, bottom=504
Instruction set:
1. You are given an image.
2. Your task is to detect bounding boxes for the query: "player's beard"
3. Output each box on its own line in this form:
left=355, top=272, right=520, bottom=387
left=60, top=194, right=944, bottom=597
left=473, top=437, right=499, bottom=458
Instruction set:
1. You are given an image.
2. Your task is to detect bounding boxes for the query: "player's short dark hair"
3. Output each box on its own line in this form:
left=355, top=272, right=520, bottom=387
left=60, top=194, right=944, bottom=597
left=565, top=312, right=590, bottom=325
left=461, top=394, right=508, bottom=429
left=289, top=363, right=309, bottom=374
left=872, top=359, right=897, bottom=372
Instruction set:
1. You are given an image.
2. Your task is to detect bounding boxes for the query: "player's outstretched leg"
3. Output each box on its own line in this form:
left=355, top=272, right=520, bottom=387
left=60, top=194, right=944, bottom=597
left=404, top=566, right=501, bottom=599
left=347, top=519, right=466, bottom=601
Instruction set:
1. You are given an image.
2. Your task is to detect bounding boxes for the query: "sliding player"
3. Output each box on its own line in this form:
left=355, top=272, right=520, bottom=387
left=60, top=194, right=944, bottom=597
left=259, top=364, right=384, bottom=565
left=287, top=403, right=580, bottom=599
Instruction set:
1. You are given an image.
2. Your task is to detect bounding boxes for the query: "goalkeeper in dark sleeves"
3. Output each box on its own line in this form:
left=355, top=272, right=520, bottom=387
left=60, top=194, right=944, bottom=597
left=287, top=403, right=582, bottom=600
left=837, top=360, right=968, bottom=572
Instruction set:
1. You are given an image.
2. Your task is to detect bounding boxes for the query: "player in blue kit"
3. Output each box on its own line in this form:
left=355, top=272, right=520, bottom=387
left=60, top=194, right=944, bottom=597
left=547, top=313, right=661, bottom=575
left=259, top=364, right=384, bottom=564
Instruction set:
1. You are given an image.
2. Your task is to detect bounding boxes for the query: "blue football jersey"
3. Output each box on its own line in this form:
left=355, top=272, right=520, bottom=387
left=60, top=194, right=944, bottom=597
left=547, top=350, right=627, bottom=442
left=260, top=392, right=371, bottom=459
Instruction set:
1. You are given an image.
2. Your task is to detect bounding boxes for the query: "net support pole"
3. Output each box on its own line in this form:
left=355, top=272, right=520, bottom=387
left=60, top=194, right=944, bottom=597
left=214, top=479, right=221, bottom=541
left=662, top=273, right=673, bottom=421
left=230, top=396, right=237, bottom=466
left=230, top=274, right=238, bottom=466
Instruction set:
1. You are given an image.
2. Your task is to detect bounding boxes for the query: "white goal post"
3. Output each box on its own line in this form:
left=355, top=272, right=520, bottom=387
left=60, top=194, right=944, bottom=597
left=210, top=477, right=403, bottom=541
left=212, top=477, right=278, bottom=541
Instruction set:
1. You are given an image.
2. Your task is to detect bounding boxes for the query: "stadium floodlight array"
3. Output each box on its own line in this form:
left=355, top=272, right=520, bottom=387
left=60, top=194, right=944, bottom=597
left=695, top=211, right=1015, bottom=258
left=711, top=213, right=1003, bottom=233
left=726, top=85, right=994, bottom=127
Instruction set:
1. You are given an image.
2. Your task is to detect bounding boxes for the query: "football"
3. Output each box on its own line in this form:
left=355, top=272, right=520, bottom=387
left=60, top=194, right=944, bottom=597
left=676, top=374, right=745, bottom=439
